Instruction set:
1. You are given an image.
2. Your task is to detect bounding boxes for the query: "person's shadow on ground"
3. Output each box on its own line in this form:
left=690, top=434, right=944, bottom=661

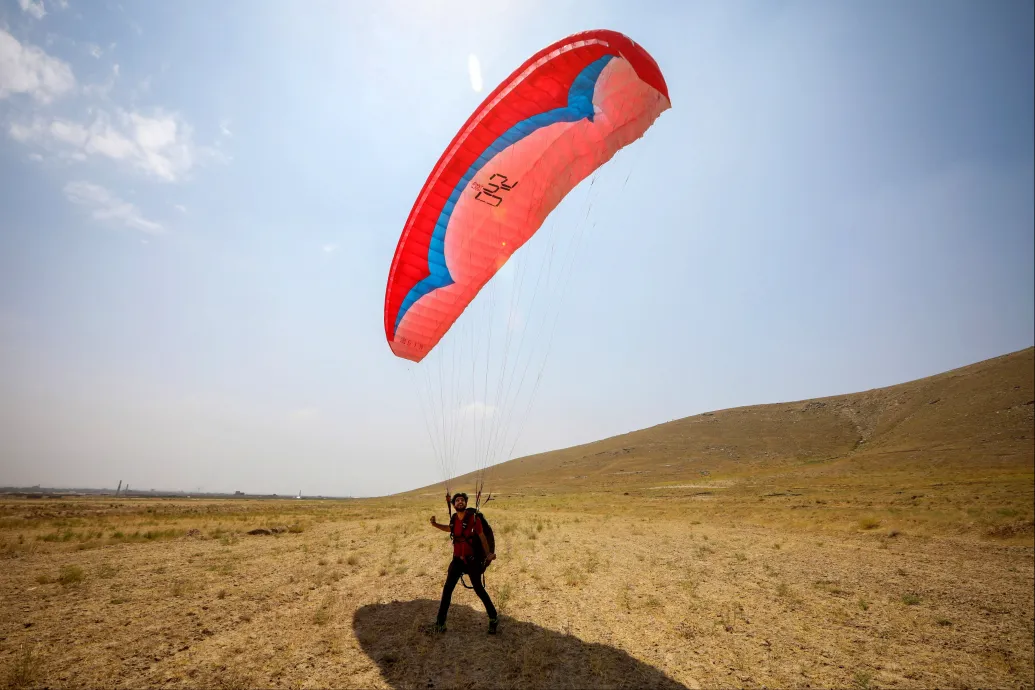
left=353, top=599, right=689, bottom=690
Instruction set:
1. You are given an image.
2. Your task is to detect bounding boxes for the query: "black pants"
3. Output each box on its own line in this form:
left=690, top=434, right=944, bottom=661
left=436, top=557, right=497, bottom=625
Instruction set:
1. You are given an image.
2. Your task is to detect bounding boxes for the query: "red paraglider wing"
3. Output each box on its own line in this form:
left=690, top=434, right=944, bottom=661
left=384, top=29, right=670, bottom=362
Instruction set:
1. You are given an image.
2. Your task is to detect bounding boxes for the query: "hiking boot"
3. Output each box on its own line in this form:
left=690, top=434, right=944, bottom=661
left=487, top=617, right=499, bottom=635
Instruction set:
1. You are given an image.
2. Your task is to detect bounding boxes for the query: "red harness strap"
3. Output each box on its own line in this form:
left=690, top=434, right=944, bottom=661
left=449, top=512, right=481, bottom=560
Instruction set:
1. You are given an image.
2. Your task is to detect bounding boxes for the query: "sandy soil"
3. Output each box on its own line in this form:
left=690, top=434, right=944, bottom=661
left=1, top=497, right=1032, bottom=689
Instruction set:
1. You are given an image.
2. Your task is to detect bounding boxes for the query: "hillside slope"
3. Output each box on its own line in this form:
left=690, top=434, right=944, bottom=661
left=411, top=347, right=1034, bottom=494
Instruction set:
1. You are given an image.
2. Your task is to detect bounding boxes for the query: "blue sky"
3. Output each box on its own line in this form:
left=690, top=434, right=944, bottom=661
left=1, top=0, right=1032, bottom=497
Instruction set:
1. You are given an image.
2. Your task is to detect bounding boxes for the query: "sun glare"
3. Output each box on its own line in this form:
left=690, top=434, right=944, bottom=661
left=468, top=53, right=483, bottom=93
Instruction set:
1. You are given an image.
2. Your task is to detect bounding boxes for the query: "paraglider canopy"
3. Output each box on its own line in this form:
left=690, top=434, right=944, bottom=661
left=384, top=29, right=671, bottom=363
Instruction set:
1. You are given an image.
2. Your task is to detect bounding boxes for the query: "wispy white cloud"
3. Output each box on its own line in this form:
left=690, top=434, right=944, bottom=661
left=64, top=181, right=163, bottom=234
left=10, top=108, right=220, bottom=182
left=86, top=43, right=102, bottom=59
left=321, top=243, right=337, bottom=254
left=468, top=53, right=483, bottom=93
left=218, top=118, right=232, bottom=137
left=173, top=203, right=187, bottom=213
left=0, top=29, right=75, bottom=103
left=18, top=0, right=46, bottom=20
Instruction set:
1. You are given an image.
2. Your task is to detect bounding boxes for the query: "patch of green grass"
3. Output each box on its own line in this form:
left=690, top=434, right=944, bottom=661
left=813, top=579, right=847, bottom=595
left=97, top=563, right=118, bottom=579
left=563, top=566, right=584, bottom=587
left=207, top=560, right=234, bottom=576
left=495, top=581, right=513, bottom=616
left=103, top=528, right=185, bottom=544
left=858, top=598, right=870, bottom=611
left=852, top=670, right=873, bottom=689
left=678, top=577, right=698, bottom=596
left=901, top=592, right=921, bottom=606
left=313, top=593, right=335, bottom=625
left=617, top=585, right=634, bottom=612
left=5, top=644, right=44, bottom=689
left=57, top=564, right=84, bottom=587
left=858, top=517, right=882, bottom=530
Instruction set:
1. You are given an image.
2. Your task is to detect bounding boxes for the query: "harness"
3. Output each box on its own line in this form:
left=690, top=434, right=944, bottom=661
left=445, top=490, right=494, bottom=590
left=449, top=510, right=485, bottom=590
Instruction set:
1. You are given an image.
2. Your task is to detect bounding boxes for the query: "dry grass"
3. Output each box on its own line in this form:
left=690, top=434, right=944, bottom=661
left=56, top=564, right=84, bottom=587
left=0, top=349, right=1031, bottom=688
left=3, top=644, right=44, bottom=689
left=421, top=348, right=1035, bottom=542
left=0, top=491, right=1030, bottom=689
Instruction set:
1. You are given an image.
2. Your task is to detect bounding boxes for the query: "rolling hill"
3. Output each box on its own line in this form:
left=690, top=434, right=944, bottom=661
left=413, top=347, right=1034, bottom=495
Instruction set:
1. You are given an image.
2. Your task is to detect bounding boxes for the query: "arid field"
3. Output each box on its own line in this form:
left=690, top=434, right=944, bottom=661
left=2, top=349, right=1032, bottom=689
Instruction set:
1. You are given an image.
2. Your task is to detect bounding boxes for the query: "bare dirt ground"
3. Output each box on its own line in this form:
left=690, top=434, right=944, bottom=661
left=3, top=349, right=1031, bottom=687
left=1, top=494, right=1032, bottom=689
